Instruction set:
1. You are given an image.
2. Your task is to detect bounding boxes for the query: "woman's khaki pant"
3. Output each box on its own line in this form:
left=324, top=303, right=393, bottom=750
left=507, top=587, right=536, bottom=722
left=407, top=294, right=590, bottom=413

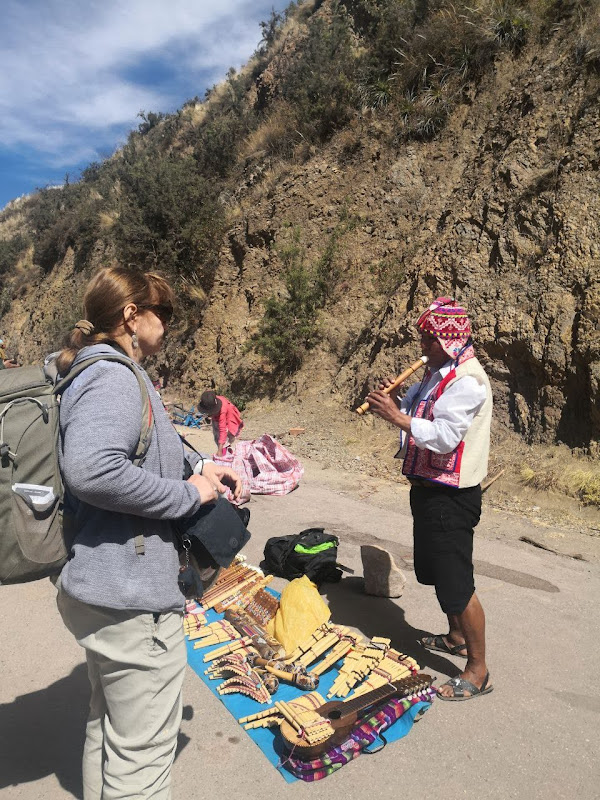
left=57, top=583, right=186, bottom=800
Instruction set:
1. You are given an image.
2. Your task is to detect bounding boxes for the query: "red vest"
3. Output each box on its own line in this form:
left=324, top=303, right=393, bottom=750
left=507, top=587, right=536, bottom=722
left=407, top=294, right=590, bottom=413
left=402, top=368, right=464, bottom=488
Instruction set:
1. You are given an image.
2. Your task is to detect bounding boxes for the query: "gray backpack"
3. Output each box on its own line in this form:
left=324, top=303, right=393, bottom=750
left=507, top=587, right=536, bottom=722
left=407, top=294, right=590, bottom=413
left=0, top=355, right=152, bottom=584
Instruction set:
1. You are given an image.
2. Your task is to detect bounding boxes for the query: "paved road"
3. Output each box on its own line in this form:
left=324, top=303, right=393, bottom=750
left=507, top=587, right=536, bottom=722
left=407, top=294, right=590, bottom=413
left=1, top=455, right=597, bottom=799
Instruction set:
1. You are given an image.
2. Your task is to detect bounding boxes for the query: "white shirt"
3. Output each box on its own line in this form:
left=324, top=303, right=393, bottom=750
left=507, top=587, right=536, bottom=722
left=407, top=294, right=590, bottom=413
left=399, top=361, right=487, bottom=454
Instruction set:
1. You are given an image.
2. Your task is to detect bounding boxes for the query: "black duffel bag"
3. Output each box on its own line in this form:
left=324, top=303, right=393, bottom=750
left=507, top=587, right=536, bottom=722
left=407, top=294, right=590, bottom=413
left=263, top=527, right=345, bottom=585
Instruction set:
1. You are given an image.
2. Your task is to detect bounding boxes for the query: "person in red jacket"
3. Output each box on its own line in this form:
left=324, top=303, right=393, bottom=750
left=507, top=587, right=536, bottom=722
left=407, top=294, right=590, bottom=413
left=198, top=390, right=244, bottom=457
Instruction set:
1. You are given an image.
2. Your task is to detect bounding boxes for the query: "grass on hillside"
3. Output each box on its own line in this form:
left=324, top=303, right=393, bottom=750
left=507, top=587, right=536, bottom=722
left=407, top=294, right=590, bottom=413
left=521, top=462, right=600, bottom=507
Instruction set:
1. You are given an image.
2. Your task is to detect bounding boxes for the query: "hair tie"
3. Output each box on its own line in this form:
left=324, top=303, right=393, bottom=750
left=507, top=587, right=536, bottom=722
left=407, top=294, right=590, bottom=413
left=74, top=320, right=95, bottom=335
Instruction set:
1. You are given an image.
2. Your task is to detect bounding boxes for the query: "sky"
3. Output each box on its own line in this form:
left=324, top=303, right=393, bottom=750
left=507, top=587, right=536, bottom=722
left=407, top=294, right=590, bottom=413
left=0, top=0, right=291, bottom=211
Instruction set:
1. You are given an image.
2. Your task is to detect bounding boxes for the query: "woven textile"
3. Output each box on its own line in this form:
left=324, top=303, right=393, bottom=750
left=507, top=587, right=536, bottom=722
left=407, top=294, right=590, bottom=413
left=283, top=691, right=435, bottom=781
left=214, top=434, right=303, bottom=505
left=417, top=297, right=473, bottom=360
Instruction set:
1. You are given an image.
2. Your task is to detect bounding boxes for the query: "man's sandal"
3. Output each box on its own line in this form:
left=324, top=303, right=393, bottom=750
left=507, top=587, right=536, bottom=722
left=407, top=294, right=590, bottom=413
left=420, top=634, right=468, bottom=658
left=437, top=672, right=494, bottom=701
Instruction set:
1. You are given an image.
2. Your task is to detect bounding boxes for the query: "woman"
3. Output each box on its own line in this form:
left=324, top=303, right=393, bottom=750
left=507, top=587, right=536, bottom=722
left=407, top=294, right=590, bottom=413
left=55, top=266, right=241, bottom=799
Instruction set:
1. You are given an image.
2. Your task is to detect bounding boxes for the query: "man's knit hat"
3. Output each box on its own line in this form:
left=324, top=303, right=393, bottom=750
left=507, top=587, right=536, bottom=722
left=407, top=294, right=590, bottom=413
left=417, top=297, right=472, bottom=359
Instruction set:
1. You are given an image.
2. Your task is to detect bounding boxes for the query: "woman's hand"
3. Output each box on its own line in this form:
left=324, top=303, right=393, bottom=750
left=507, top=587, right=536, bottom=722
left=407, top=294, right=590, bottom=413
left=201, top=462, right=243, bottom=500
left=186, top=474, right=219, bottom=504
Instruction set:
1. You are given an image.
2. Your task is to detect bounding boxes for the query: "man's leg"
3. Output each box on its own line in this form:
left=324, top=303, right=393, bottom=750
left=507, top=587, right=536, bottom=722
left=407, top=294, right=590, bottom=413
left=438, top=592, right=489, bottom=697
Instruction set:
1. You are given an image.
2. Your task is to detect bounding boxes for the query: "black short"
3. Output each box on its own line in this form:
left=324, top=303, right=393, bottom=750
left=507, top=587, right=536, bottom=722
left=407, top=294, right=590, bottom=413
left=410, top=484, right=482, bottom=615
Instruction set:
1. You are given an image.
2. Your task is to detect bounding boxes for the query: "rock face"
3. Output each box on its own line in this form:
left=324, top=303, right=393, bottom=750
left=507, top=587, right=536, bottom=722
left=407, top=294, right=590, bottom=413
left=174, top=25, right=600, bottom=451
left=0, top=19, right=599, bottom=452
left=361, top=545, right=407, bottom=598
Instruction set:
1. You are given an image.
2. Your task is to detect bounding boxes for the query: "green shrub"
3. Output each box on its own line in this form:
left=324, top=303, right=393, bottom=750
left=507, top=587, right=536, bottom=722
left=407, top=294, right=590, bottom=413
left=264, top=8, right=359, bottom=145
left=250, top=221, right=349, bottom=374
left=113, top=146, right=225, bottom=286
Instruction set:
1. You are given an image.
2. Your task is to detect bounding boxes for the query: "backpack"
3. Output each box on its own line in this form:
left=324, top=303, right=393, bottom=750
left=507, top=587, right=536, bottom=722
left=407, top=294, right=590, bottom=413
left=262, top=528, right=346, bottom=585
left=0, top=355, right=152, bottom=585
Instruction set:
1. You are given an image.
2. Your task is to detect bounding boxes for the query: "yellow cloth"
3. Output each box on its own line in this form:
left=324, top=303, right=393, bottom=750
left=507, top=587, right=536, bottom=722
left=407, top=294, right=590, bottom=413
left=267, top=575, right=331, bottom=656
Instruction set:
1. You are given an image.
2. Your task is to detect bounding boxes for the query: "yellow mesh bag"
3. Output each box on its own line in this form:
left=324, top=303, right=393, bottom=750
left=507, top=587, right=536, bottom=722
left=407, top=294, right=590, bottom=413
left=267, top=575, right=331, bottom=655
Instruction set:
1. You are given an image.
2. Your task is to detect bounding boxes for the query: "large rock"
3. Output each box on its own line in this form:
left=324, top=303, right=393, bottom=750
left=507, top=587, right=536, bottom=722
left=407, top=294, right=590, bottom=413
left=361, top=545, right=407, bottom=598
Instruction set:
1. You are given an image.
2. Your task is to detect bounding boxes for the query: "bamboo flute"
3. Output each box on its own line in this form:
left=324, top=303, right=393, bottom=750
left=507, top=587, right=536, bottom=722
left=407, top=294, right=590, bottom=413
left=355, top=356, right=428, bottom=414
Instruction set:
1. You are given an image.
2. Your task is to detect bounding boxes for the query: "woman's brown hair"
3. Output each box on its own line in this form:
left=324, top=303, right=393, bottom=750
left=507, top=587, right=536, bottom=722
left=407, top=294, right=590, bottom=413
left=56, top=266, right=174, bottom=374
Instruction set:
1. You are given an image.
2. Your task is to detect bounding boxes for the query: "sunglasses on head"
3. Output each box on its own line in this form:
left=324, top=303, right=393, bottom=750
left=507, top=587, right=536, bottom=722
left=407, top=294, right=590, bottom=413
left=139, top=304, right=174, bottom=324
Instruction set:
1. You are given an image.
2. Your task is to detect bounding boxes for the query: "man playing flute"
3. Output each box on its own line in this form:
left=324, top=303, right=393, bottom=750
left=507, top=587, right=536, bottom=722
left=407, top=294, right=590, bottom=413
left=366, top=297, right=493, bottom=700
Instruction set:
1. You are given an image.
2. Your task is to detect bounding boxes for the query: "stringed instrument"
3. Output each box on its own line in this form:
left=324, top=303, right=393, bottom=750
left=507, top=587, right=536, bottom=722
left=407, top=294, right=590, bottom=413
left=279, top=672, right=433, bottom=759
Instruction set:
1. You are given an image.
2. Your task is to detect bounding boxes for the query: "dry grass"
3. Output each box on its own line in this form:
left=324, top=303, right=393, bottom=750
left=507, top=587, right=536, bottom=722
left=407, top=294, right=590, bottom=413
left=520, top=455, right=600, bottom=507
left=241, top=105, right=298, bottom=160
left=98, top=211, right=116, bottom=230
left=178, top=272, right=207, bottom=309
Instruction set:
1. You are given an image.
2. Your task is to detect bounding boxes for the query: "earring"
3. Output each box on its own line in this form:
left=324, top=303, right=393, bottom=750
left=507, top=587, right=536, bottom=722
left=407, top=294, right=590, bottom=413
left=131, top=332, right=138, bottom=350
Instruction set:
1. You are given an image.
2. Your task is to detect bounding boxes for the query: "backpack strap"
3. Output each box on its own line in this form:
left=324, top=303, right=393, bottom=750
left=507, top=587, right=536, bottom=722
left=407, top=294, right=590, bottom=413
left=55, top=354, right=155, bottom=556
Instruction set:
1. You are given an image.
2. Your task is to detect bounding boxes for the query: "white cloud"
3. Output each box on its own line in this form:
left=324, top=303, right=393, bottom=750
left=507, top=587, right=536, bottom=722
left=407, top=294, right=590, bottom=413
left=0, top=0, right=279, bottom=166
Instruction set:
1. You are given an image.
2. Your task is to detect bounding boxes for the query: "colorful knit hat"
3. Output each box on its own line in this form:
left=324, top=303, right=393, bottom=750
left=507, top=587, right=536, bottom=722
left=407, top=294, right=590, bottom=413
left=417, top=297, right=472, bottom=359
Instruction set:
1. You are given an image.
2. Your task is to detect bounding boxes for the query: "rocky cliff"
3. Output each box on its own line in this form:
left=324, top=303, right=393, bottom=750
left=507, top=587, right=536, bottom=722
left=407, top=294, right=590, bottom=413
left=1, top=0, right=599, bottom=453
left=182, top=22, right=600, bottom=449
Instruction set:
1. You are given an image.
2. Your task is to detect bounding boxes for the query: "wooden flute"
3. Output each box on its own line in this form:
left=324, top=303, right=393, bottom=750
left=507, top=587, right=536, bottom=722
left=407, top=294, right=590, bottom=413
left=355, top=356, right=429, bottom=415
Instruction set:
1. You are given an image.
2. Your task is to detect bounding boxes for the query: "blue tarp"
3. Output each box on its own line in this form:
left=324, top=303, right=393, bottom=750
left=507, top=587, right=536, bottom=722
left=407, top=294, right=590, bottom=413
left=186, top=606, right=431, bottom=783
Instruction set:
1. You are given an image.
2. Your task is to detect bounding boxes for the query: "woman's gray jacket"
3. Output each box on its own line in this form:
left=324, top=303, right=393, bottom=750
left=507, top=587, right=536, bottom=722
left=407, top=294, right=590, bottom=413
left=58, top=344, right=203, bottom=612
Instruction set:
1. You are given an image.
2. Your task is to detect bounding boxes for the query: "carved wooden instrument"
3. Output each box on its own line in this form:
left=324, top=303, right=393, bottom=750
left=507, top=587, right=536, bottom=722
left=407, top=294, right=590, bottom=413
left=355, top=356, right=428, bottom=414
left=279, top=672, right=433, bottom=759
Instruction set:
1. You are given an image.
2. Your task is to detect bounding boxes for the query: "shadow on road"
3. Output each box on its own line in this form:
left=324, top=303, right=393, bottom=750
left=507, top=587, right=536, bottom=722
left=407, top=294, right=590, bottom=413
left=0, top=663, right=192, bottom=798
left=322, top=576, right=463, bottom=680
left=0, top=663, right=88, bottom=797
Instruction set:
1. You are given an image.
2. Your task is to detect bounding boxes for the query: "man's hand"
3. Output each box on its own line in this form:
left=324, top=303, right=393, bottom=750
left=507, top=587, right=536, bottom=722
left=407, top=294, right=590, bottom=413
left=377, top=375, right=399, bottom=399
left=3, top=359, right=19, bottom=369
left=201, top=461, right=243, bottom=499
left=366, top=387, right=412, bottom=433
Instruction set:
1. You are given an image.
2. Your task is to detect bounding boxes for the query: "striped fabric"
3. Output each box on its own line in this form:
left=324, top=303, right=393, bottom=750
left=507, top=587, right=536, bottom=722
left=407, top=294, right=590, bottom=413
left=283, top=690, right=435, bottom=781
left=214, top=434, right=303, bottom=505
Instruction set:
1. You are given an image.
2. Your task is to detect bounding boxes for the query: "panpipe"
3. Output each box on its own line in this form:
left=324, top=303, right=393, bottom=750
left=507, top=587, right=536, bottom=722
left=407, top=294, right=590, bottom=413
left=236, top=587, right=279, bottom=626
left=348, top=650, right=419, bottom=699
left=225, top=607, right=285, bottom=660
left=274, top=700, right=333, bottom=747
left=218, top=672, right=272, bottom=704
left=202, top=568, right=267, bottom=611
left=192, top=621, right=240, bottom=649
left=203, top=637, right=255, bottom=662
left=238, top=692, right=325, bottom=730
left=284, top=624, right=349, bottom=667
left=308, top=634, right=362, bottom=676
left=327, top=637, right=391, bottom=698
left=355, top=356, right=428, bottom=414
left=213, top=574, right=274, bottom=613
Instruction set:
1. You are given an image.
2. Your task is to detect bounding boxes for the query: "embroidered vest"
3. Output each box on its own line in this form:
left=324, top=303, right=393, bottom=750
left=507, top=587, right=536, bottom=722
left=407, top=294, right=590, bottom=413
left=402, top=358, right=492, bottom=489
